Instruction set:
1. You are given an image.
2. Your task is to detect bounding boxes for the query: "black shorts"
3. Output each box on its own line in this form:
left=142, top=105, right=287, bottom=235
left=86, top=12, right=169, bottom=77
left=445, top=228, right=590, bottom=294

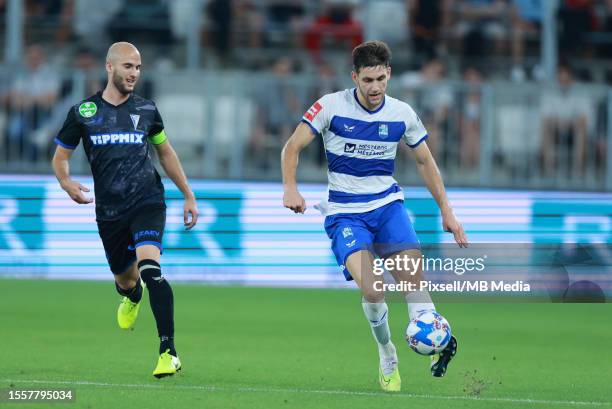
left=97, top=204, right=166, bottom=275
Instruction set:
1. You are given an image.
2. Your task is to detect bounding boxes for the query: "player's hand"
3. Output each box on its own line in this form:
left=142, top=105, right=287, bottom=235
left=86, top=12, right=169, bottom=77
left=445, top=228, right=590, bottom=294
left=184, top=197, right=198, bottom=230
left=60, top=180, right=93, bottom=204
left=283, top=189, right=306, bottom=214
left=441, top=208, right=468, bottom=248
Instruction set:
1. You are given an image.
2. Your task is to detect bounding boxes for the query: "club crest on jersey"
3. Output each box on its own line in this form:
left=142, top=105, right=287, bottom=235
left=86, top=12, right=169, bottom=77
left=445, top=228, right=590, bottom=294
left=130, top=114, right=140, bottom=130
left=378, top=124, right=389, bottom=139
left=89, top=132, right=145, bottom=146
left=304, top=101, right=322, bottom=121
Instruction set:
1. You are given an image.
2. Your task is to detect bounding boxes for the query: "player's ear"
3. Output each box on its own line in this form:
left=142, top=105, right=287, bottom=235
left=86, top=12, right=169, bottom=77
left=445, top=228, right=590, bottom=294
left=386, top=66, right=391, bottom=80
left=351, top=70, right=358, bottom=86
left=105, top=60, right=112, bottom=73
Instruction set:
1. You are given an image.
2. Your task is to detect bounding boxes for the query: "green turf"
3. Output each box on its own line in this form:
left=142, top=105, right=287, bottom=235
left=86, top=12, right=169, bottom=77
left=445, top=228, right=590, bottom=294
left=1, top=279, right=611, bottom=409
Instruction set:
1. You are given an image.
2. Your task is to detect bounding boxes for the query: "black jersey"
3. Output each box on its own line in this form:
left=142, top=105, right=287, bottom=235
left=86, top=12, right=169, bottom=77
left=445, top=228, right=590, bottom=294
left=56, top=91, right=169, bottom=221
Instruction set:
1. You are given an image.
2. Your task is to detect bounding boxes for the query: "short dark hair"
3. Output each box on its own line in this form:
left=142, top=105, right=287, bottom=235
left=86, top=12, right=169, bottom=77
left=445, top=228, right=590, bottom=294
left=352, top=41, right=391, bottom=73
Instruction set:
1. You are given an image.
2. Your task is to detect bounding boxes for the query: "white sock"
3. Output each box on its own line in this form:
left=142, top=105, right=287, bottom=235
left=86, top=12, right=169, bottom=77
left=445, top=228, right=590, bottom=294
left=378, top=342, right=397, bottom=376
left=362, top=300, right=396, bottom=361
left=406, top=290, right=436, bottom=321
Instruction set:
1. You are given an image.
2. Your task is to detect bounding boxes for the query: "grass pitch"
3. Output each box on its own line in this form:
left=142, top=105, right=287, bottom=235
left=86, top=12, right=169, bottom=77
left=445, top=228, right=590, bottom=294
left=1, top=279, right=611, bottom=408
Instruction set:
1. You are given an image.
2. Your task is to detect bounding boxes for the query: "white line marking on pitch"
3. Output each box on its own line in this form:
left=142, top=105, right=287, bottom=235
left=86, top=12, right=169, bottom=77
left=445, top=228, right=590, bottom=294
left=1, top=378, right=609, bottom=407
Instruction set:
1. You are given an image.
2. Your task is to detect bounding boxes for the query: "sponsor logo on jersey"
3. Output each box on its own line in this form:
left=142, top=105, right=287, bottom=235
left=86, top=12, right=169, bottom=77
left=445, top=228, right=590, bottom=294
left=304, top=101, right=322, bottom=121
left=79, top=102, right=97, bottom=118
left=355, top=143, right=388, bottom=157
left=130, top=114, right=140, bottom=130
left=344, top=143, right=356, bottom=153
left=89, top=132, right=145, bottom=146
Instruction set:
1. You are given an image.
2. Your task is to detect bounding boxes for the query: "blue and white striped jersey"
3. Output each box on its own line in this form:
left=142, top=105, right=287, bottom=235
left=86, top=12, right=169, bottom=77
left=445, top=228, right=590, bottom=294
left=301, top=88, right=428, bottom=216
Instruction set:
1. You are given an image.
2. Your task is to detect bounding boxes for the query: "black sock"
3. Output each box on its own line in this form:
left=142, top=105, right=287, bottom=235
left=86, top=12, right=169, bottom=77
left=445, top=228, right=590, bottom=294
left=160, top=335, right=175, bottom=356
left=115, top=280, right=143, bottom=304
left=138, top=259, right=176, bottom=356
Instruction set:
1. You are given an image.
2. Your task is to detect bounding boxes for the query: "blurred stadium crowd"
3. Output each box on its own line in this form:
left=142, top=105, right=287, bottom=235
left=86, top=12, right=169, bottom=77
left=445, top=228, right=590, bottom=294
left=0, top=0, right=611, bottom=190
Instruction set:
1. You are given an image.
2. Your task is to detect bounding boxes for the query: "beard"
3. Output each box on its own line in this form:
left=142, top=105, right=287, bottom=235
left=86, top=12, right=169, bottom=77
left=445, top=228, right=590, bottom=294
left=112, top=71, right=134, bottom=95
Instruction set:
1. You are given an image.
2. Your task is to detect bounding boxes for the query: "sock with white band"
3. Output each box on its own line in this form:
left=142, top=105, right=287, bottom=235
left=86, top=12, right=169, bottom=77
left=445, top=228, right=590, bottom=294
left=406, top=290, right=436, bottom=321
left=362, top=300, right=396, bottom=361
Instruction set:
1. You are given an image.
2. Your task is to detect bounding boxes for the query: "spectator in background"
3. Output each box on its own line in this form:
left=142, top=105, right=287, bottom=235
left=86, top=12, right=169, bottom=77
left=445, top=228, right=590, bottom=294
left=304, top=1, right=363, bottom=64
left=250, top=57, right=306, bottom=170
left=4, top=44, right=60, bottom=162
left=540, top=64, right=590, bottom=177
left=400, top=58, right=453, bottom=162
left=557, top=0, right=597, bottom=58
left=459, top=66, right=482, bottom=170
left=26, top=0, right=63, bottom=18
left=264, top=0, right=306, bottom=47
left=71, top=0, right=123, bottom=49
left=206, top=0, right=234, bottom=63
left=362, top=0, right=409, bottom=47
left=24, top=0, right=71, bottom=44
left=510, top=0, right=542, bottom=81
left=409, top=0, right=451, bottom=60
left=107, top=0, right=173, bottom=46
left=169, top=0, right=208, bottom=42
left=596, top=0, right=612, bottom=61
left=452, top=0, right=510, bottom=58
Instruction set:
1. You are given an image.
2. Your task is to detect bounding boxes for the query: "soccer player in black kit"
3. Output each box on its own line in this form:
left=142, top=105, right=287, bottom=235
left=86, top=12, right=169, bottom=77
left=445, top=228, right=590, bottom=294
left=52, top=42, right=198, bottom=378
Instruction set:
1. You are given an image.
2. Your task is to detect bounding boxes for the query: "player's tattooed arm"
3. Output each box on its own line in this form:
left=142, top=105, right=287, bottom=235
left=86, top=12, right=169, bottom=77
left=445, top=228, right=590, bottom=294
left=154, top=140, right=199, bottom=230
left=52, top=146, right=93, bottom=204
left=281, top=122, right=316, bottom=214
left=411, top=142, right=468, bottom=248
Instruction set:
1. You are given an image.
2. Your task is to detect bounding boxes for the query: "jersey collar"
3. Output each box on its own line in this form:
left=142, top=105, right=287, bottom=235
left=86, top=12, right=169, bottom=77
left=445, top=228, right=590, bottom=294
left=98, top=90, right=133, bottom=108
left=353, top=88, right=385, bottom=114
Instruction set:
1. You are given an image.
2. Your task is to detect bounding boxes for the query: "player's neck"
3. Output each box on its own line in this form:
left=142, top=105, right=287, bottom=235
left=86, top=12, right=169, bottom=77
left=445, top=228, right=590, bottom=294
left=102, top=85, right=131, bottom=106
left=356, top=88, right=383, bottom=111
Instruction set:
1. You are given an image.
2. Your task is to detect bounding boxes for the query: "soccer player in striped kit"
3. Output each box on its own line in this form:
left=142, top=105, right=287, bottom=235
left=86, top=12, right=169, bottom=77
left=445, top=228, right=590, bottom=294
left=282, top=40, right=468, bottom=392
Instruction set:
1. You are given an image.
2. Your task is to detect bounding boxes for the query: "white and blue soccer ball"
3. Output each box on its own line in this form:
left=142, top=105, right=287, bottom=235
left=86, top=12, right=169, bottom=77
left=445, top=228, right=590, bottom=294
left=406, top=311, right=452, bottom=355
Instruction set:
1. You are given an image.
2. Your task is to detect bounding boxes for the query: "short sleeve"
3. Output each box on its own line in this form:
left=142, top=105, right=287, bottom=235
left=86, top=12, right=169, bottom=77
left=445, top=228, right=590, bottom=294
left=403, top=105, right=428, bottom=148
left=147, top=107, right=167, bottom=145
left=301, top=94, right=331, bottom=136
left=55, top=108, right=82, bottom=149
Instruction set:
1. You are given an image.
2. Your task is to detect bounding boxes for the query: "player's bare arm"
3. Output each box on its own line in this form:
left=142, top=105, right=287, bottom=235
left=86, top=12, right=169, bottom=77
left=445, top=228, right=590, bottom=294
left=51, top=145, right=93, bottom=204
left=154, top=140, right=198, bottom=230
left=411, top=142, right=468, bottom=247
left=281, top=122, right=316, bottom=214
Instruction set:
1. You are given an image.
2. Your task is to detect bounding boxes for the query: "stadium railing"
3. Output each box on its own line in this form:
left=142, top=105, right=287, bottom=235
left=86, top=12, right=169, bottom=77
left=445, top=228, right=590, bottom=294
left=0, top=69, right=610, bottom=191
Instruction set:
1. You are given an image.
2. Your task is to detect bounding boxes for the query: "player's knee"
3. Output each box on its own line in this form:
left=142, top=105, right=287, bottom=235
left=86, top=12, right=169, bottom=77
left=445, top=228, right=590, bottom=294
left=138, top=259, right=163, bottom=284
left=115, top=275, right=138, bottom=290
left=362, top=286, right=384, bottom=303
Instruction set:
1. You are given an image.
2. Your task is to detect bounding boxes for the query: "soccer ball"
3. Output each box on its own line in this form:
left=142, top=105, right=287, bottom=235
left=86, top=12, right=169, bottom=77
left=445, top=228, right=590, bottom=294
left=405, top=311, right=451, bottom=355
